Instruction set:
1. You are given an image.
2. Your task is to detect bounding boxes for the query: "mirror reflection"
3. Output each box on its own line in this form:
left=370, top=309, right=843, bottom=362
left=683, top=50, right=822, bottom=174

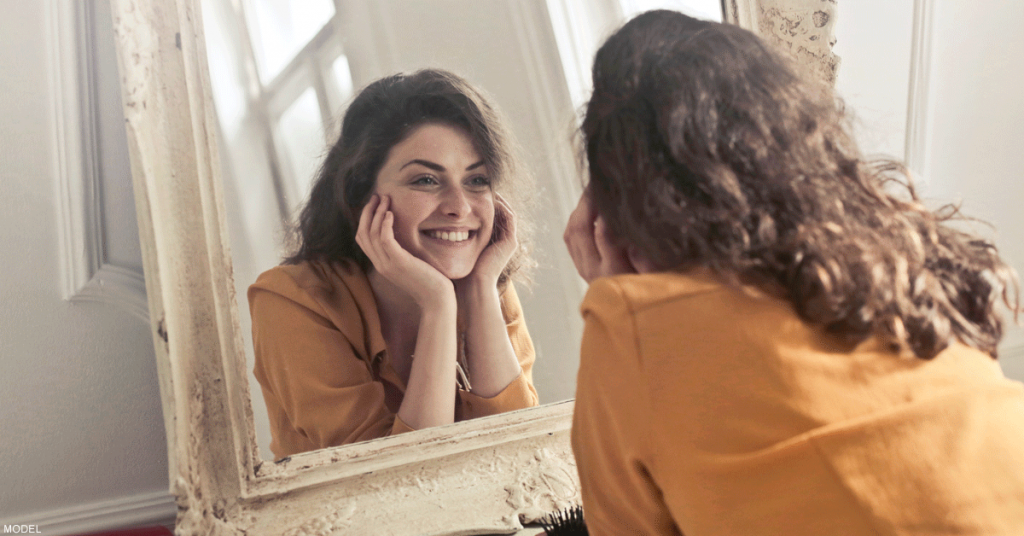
left=201, top=0, right=723, bottom=459
left=248, top=71, right=542, bottom=458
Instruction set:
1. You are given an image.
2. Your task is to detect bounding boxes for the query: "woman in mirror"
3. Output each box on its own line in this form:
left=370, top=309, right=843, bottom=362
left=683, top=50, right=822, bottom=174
left=249, top=69, right=538, bottom=460
left=565, top=10, right=1024, bottom=534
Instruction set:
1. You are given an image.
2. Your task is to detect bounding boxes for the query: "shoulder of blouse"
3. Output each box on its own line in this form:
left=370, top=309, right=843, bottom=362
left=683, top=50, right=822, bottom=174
left=580, top=269, right=730, bottom=317
left=249, top=259, right=363, bottom=293
left=248, top=260, right=375, bottom=307
left=248, top=260, right=386, bottom=360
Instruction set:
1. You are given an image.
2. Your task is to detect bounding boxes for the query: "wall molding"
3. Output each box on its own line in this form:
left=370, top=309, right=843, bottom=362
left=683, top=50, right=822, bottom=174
left=51, top=0, right=148, bottom=323
left=53, top=0, right=102, bottom=295
left=3, top=491, right=176, bottom=535
left=72, top=263, right=151, bottom=322
left=904, top=0, right=934, bottom=180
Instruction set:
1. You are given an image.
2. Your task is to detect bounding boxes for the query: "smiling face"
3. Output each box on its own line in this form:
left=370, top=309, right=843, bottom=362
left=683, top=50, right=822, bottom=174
left=373, top=123, right=494, bottom=280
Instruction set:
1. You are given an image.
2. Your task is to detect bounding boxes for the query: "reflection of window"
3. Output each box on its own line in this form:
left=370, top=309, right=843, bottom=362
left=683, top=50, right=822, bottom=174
left=546, top=0, right=722, bottom=112
left=619, top=0, right=722, bottom=23
left=276, top=87, right=324, bottom=199
left=203, top=0, right=356, bottom=221
left=246, top=0, right=336, bottom=83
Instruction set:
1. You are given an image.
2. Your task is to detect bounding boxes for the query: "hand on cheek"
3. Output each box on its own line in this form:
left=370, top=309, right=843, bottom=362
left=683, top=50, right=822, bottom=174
left=563, top=192, right=602, bottom=282
left=463, top=193, right=517, bottom=287
left=564, top=192, right=653, bottom=283
left=592, top=216, right=636, bottom=278
left=355, top=194, right=454, bottom=307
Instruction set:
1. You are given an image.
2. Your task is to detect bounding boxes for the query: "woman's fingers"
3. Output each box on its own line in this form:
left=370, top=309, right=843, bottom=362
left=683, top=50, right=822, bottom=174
left=492, top=193, right=518, bottom=250
left=594, top=216, right=635, bottom=276
left=461, top=193, right=517, bottom=287
left=564, top=192, right=639, bottom=281
left=564, top=194, right=602, bottom=281
left=501, top=195, right=518, bottom=244
left=357, top=194, right=395, bottom=267
left=379, top=210, right=406, bottom=265
left=355, top=195, right=378, bottom=247
left=355, top=195, right=379, bottom=260
left=370, top=195, right=388, bottom=241
left=356, top=195, right=453, bottom=307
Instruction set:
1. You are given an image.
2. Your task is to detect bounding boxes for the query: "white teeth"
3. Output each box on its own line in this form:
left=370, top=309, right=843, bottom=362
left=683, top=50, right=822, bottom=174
left=428, top=230, right=470, bottom=242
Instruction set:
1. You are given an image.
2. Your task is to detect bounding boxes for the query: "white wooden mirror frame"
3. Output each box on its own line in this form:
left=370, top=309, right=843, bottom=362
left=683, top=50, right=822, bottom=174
left=108, top=0, right=837, bottom=533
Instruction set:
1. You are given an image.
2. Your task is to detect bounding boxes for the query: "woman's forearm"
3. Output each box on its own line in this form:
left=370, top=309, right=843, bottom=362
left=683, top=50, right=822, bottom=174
left=458, top=280, right=522, bottom=398
left=397, top=295, right=458, bottom=430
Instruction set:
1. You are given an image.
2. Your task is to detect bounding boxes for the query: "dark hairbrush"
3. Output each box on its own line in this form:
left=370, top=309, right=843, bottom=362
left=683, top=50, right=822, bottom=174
left=539, top=504, right=588, bottom=535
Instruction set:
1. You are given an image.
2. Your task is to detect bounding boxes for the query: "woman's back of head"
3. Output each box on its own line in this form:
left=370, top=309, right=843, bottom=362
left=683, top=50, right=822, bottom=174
left=583, top=10, right=1019, bottom=359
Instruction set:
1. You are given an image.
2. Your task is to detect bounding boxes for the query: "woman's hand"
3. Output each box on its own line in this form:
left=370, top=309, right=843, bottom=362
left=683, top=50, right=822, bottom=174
left=460, top=193, right=518, bottom=288
left=355, top=194, right=454, bottom=308
left=563, top=190, right=655, bottom=282
left=454, top=193, right=523, bottom=399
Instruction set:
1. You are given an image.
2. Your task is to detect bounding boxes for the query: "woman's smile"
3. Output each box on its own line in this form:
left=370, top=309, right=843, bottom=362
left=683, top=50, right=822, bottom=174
left=423, top=229, right=475, bottom=242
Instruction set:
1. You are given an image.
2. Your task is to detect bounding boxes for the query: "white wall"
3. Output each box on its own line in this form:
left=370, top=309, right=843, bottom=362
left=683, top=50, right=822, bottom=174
left=923, top=0, right=1024, bottom=376
left=0, top=0, right=173, bottom=532
left=834, top=0, right=915, bottom=159
left=834, top=0, right=1024, bottom=378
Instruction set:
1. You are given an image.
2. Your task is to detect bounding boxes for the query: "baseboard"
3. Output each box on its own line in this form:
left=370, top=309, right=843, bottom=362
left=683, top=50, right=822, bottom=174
left=2, top=490, right=176, bottom=535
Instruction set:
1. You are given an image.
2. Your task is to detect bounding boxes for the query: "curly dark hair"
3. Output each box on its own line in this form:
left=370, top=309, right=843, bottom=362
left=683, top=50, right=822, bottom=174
left=582, top=10, right=1019, bottom=358
left=285, top=68, right=534, bottom=288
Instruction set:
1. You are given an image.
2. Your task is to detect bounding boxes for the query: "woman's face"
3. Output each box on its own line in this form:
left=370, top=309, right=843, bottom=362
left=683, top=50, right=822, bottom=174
left=373, top=122, right=494, bottom=280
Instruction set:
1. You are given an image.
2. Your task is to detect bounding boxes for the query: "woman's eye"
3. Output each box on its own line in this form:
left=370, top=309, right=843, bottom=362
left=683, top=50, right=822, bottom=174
left=412, top=176, right=438, bottom=186
left=468, top=176, right=492, bottom=188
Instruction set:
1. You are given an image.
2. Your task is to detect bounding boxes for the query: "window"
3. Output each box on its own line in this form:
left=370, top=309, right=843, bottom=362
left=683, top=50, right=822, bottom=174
left=203, top=0, right=356, bottom=221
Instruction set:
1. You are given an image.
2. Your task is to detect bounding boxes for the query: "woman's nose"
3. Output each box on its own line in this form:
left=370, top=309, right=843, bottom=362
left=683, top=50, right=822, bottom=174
left=440, top=187, right=471, bottom=217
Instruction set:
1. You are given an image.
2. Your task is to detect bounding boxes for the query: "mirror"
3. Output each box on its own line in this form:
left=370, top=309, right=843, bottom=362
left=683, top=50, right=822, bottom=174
left=109, top=0, right=836, bottom=533
left=200, top=0, right=592, bottom=461
left=201, top=0, right=731, bottom=461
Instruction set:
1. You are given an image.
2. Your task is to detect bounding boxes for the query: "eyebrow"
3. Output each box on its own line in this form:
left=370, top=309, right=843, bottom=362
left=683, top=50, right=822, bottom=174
left=400, top=159, right=486, bottom=172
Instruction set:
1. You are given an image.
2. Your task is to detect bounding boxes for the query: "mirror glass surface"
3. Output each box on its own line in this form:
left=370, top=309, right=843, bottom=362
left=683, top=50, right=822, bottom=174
left=200, top=0, right=723, bottom=459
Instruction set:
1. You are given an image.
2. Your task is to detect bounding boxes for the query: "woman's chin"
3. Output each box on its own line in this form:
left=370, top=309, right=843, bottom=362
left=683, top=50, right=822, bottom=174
left=426, top=260, right=476, bottom=281
left=441, top=267, right=475, bottom=281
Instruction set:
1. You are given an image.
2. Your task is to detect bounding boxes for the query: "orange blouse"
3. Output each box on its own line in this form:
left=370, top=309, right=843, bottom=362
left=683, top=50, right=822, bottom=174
left=249, top=260, right=538, bottom=459
left=572, top=270, right=1024, bottom=535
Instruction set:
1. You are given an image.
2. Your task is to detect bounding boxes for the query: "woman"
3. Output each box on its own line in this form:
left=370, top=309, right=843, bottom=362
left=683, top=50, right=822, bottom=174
left=565, top=10, right=1024, bottom=535
left=249, top=69, right=538, bottom=460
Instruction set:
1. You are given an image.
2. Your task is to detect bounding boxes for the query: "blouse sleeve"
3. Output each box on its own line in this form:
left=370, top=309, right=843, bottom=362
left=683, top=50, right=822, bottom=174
left=249, top=269, right=409, bottom=459
left=571, top=278, right=680, bottom=535
left=458, top=282, right=540, bottom=420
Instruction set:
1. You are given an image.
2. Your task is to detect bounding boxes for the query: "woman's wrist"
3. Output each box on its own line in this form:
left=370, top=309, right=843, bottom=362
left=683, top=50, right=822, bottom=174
left=414, top=279, right=458, bottom=314
left=455, top=275, right=501, bottom=306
